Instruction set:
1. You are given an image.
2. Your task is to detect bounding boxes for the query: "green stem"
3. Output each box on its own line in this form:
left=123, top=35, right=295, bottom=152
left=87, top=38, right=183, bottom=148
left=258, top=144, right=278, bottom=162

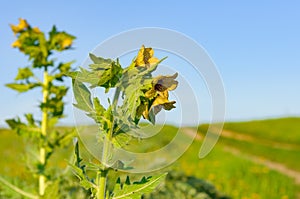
left=39, top=70, right=49, bottom=196
left=97, top=169, right=108, bottom=199
left=97, top=87, right=121, bottom=199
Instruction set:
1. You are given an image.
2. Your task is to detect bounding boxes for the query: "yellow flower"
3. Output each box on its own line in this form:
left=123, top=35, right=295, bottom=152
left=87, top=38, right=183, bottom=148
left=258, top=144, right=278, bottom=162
left=145, top=73, right=178, bottom=98
left=11, top=40, right=21, bottom=48
left=142, top=72, right=178, bottom=119
left=10, top=18, right=29, bottom=34
left=62, top=37, right=73, bottom=49
left=150, top=90, right=176, bottom=115
left=142, top=89, right=176, bottom=119
left=32, top=27, right=41, bottom=34
left=135, top=45, right=159, bottom=67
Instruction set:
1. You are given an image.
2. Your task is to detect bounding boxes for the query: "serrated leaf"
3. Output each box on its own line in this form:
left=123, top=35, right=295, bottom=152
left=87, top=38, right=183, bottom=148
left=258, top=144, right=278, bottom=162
left=68, top=163, right=96, bottom=190
left=112, top=173, right=167, bottom=199
left=68, top=140, right=97, bottom=191
left=72, top=79, right=94, bottom=113
left=6, top=118, right=41, bottom=136
left=25, top=113, right=35, bottom=126
left=89, top=53, right=113, bottom=65
left=88, top=55, right=122, bottom=89
left=70, top=67, right=105, bottom=88
left=114, top=177, right=122, bottom=194
left=69, top=56, right=122, bottom=92
left=125, top=176, right=131, bottom=185
left=15, top=67, right=33, bottom=80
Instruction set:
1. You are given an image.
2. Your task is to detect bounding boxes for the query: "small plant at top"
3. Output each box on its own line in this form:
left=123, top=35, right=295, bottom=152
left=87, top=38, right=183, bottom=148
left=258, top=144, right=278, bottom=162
left=68, top=45, right=178, bottom=198
left=0, top=18, right=76, bottom=198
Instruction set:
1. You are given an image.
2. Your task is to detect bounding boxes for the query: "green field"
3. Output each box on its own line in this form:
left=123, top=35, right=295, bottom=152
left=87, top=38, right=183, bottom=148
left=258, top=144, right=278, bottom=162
left=1, top=117, right=299, bottom=198
left=222, top=117, right=300, bottom=144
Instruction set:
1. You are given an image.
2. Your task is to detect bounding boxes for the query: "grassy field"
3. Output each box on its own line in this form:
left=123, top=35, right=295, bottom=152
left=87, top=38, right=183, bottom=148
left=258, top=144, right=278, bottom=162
left=220, top=136, right=300, bottom=172
left=173, top=141, right=297, bottom=199
left=198, top=118, right=300, bottom=170
left=222, top=117, right=300, bottom=144
left=1, top=117, right=299, bottom=198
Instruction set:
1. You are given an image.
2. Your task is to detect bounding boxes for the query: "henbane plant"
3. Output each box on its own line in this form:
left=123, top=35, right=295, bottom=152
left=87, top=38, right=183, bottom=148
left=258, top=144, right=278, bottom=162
left=68, top=45, right=178, bottom=198
left=0, top=18, right=75, bottom=198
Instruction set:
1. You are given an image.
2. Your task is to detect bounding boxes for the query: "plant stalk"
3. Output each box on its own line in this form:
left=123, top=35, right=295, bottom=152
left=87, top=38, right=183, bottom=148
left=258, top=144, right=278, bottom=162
left=97, top=169, right=108, bottom=199
left=97, top=87, right=121, bottom=199
left=39, top=70, right=49, bottom=196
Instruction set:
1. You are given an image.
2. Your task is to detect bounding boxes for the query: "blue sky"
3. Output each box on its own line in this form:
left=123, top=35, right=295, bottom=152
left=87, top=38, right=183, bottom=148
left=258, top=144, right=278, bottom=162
left=1, top=1, right=300, bottom=127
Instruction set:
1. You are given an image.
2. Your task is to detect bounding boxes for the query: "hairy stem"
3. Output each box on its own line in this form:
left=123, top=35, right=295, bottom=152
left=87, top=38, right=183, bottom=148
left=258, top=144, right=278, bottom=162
left=97, top=87, right=121, bottom=199
left=39, top=70, right=49, bottom=196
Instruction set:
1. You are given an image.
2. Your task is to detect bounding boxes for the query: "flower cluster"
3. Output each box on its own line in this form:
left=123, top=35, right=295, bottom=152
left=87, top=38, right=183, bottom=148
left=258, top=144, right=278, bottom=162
left=10, top=18, right=75, bottom=68
left=133, top=45, right=178, bottom=122
left=10, top=18, right=74, bottom=51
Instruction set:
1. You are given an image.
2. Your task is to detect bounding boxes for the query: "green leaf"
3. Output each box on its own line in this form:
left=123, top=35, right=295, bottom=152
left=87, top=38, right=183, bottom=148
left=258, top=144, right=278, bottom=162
left=24, top=113, right=36, bottom=126
left=90, top=97, right=106, bottom=123
left=94, top=97, right=106, bottom=113
left=72, top=79, right=94, bottom=113
left=68, top=67, right=102, bottom=88
left=15, top=67, right=33, bottom=80
left=40, top=97, right=65, bottom=118
left=70, top=54, right=123, bottom=90
left=68, top=140, right=97, bottom=191
left=54, top=61, right=74, bottom=80
left=49, top=25, right=58, bottom=38
left=89, top=53, right=113, bottom=65
left=49, top=85, right=68, bottom=100
left=68, top=163, right=97, bottom=190
left=58, top=61, right=73, bottom=73
left=66, top=71, right=79, bottom=79
left=89, top=60, right=123, bottom=90
left=6, top=117, right=41, bottom=137
left=6, top=82, right=40, bottom=92
left=111, top=173, right=167, bottom=199
left=119, top=77, right=147, bottom=124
